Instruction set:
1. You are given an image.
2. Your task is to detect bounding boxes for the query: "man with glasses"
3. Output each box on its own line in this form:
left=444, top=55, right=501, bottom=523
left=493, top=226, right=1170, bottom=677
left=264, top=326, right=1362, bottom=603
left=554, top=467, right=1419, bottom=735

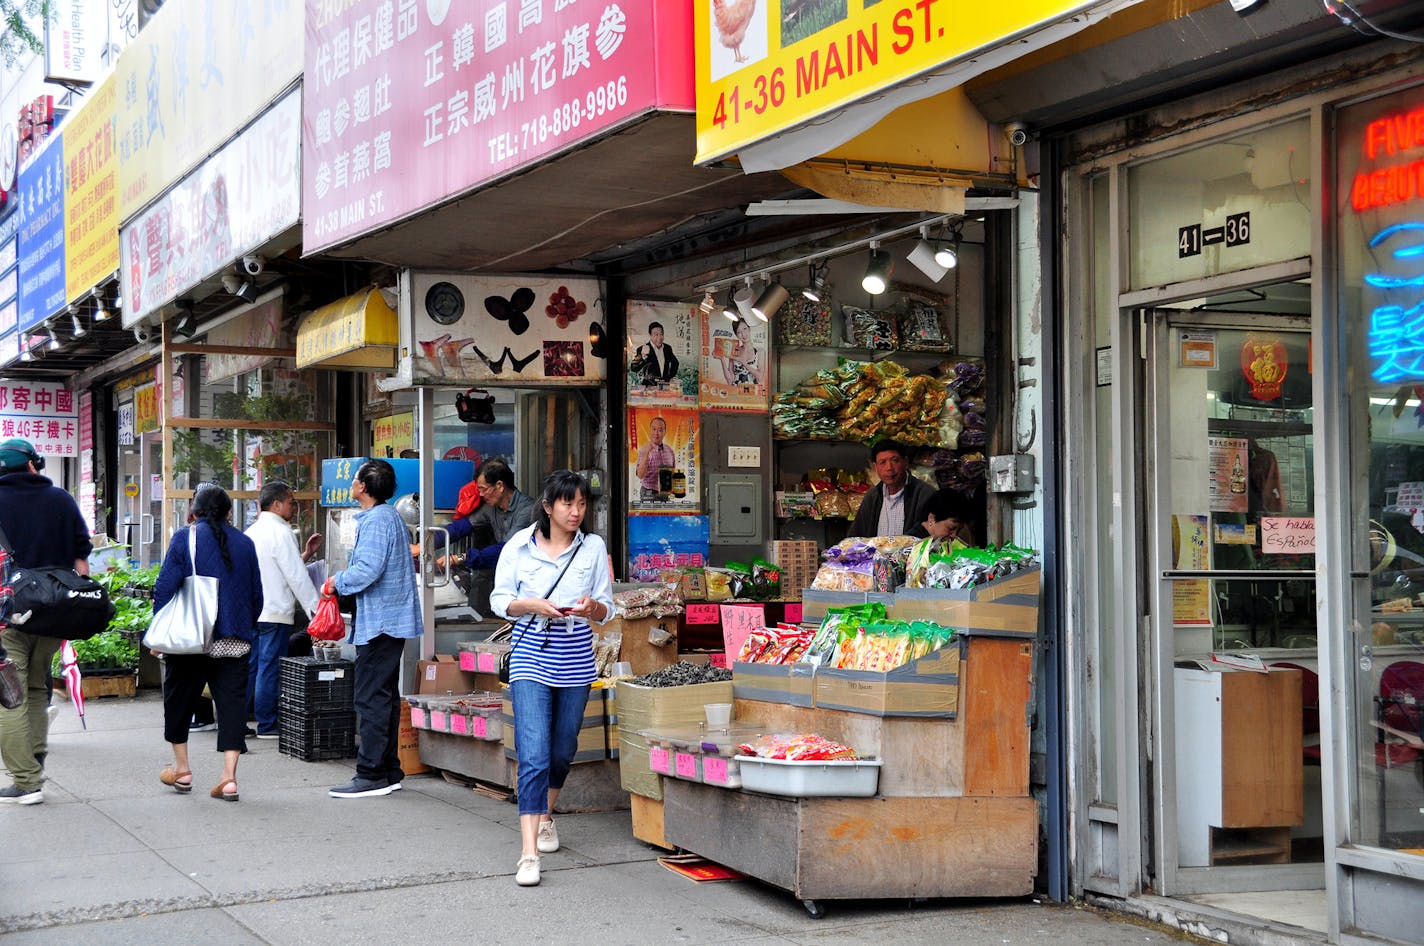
left=244, top=481, right=322, bottom=739
left=439, top=459, right=534, bottom=572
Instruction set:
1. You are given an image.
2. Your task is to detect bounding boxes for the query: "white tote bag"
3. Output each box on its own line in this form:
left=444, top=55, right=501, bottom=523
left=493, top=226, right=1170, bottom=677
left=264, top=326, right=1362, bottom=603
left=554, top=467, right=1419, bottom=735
left=143, top=528, right=219, bottom=655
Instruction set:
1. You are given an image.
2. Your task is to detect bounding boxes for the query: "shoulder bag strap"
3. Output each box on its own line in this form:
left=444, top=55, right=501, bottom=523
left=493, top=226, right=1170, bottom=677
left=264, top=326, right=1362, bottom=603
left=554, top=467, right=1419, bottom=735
left=510, top=535, right=583, bottom=649
left=0, top=520, right=16, bottom=561
left=188, top=525, right=199, bottom=577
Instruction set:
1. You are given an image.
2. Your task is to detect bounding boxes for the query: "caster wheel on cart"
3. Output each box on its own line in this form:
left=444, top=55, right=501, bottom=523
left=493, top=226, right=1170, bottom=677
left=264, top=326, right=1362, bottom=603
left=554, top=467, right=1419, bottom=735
left=803, top=899, right=825, bottom=919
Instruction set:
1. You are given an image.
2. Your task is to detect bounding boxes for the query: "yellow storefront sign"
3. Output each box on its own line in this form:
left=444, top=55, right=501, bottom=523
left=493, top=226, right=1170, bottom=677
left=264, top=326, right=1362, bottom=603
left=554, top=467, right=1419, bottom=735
left=296, top=288, right=399, bottom=370
left=64, top=75, right=119, bottom=302
left=134, top=382, right=159, bottom=434
left=695, top=0, right=1112, bottom=164
left=372, top=412, right=414, bottom=459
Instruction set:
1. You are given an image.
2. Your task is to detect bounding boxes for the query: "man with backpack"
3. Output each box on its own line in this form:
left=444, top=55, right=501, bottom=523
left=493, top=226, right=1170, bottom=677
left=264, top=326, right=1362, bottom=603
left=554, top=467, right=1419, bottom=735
left=0, top=438, right=93, bottom=805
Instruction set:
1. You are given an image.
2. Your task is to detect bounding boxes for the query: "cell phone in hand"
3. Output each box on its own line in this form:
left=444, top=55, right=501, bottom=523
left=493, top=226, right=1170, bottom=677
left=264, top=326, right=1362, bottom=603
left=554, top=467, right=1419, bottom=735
left=558, top=606, right=576, bottom=614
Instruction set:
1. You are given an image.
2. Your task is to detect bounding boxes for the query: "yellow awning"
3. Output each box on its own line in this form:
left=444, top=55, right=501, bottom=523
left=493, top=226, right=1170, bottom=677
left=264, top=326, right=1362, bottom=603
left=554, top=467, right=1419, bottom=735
left=296, top=288, right=398, bottom=369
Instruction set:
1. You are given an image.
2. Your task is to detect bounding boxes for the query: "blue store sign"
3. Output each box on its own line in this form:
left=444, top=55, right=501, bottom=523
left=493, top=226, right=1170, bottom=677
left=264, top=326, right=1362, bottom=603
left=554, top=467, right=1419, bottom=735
left=17, top=134, right=65, bottom=333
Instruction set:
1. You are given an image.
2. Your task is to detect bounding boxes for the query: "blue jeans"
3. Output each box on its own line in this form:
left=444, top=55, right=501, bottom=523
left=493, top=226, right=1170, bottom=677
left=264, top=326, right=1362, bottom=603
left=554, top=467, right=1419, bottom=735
left=510, top=680, right=590, bottom=816
left=248, top=622, right=290, bottom=734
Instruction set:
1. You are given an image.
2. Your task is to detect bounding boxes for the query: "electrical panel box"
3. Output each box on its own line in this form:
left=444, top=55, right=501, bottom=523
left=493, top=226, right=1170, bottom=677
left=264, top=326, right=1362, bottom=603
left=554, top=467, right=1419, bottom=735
left=988, top=455, right=1035, bottom=493
left=709, top=474, right=762, bottom=544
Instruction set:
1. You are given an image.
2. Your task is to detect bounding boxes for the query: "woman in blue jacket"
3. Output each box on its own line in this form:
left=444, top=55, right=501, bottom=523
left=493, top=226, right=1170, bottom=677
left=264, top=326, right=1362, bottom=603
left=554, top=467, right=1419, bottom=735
left=153, top=483, right=263, bottom=802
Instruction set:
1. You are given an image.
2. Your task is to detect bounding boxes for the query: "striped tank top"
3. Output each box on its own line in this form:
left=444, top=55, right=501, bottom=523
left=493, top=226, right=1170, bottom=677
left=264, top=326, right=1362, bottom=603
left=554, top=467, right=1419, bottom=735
left=507, top=616, right=596, bottom=687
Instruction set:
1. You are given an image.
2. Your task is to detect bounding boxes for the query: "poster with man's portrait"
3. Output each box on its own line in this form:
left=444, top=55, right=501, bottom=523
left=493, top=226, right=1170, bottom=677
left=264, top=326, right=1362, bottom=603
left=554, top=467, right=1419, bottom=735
left=626, top=300, right=699, bottom=407
left=700, top=314, right=769, bottom=412
left=628, top=406, right=700, bottom=512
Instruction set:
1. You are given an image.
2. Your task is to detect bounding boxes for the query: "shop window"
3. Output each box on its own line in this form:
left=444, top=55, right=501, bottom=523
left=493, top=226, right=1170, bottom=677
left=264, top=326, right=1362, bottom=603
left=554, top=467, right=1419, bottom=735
left=1337, top=83, right=1424, bottom=854
left=1127, top=117, right=1311, bottom=291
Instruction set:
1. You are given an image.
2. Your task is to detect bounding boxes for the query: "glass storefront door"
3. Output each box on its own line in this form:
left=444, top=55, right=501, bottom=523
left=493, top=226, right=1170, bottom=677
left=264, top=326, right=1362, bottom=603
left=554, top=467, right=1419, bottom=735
left=116, top=430, right=164, bottom=566
left=1147, top=308, right=1325, bottom=893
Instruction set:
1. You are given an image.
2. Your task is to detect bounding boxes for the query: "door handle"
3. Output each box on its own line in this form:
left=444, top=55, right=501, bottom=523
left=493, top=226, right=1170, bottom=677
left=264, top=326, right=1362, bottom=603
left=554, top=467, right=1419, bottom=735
left=1161, top=570, right=1314, bottom=581
left=424, top=526, right=451, bottom=587
left=141, top=514, right=155, bottom=546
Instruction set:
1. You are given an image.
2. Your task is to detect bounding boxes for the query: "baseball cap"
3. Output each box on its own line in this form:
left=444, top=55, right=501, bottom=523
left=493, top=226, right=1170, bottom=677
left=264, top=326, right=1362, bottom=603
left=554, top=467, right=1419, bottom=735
left=0, top=438, right=40, bottom=473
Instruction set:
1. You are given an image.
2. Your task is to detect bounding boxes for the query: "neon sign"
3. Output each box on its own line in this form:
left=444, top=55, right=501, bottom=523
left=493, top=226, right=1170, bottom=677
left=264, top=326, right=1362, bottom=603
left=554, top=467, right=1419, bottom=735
left=1366, top=222, right=1424, bottom=382
left=1351, top=107, right=1424, bottom=212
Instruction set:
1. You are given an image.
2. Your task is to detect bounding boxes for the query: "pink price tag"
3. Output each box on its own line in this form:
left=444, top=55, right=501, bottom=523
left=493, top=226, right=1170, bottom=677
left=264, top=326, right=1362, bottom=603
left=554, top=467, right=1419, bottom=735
left=431, top=711, right=447, bottom=731
left=783, top=603, right=803, bottom=624
left=458, top=651, right=476, bottom=672
left=472, top=716, right=488, bottom=738
left=709, top=653, right=727, bottom=669
left=450, top=714, right=469, bottom=735
left=675, top=752, right=697, bottom=779
left=702, top=756, right=728, bottom=784
left=411, top=707, right=426, bottom=728
left=477, top=652, right=497, bottom=673
left=685, top=603, right=719, bottom=624
left=649, top=746, right=671, bottom=774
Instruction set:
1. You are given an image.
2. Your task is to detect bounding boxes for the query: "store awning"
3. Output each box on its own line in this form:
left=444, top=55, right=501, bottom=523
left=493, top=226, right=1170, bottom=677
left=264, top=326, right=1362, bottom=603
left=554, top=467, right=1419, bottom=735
left=296, top=288, right=398, bottom=370
left=709, top=0, right=1142, bottom=175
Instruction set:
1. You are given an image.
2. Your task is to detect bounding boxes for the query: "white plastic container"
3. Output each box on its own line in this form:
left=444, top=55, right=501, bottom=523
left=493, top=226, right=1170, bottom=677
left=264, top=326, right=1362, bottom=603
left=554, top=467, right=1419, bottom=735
left=733, top=755, right=882, bottom=797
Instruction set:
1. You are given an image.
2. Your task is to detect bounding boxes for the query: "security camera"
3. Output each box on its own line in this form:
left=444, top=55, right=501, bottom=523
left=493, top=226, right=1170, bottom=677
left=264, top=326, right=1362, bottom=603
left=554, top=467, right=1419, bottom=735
left=133, top=325, right=152, bottom=344
left=241, top=254, right=265, bottom=276
left=1006, top=122, right=1030, bottom=147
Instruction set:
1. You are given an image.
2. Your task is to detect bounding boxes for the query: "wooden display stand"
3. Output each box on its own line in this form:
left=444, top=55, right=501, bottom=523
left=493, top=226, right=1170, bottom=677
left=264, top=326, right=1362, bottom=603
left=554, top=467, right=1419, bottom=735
left=660, top=634, right=1038, bottom=915
left=1174, top=665, right=1304, bottom=867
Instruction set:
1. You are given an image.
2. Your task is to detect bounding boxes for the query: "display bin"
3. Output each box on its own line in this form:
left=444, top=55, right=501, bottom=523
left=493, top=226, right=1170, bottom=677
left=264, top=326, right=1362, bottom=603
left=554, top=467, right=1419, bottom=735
left=732, top=661, right=815, bottom=707
left=458, top=642, right=510, bottom=674
left=278, top=708, right=356, bottom=762
left=616, top=679, right=734, bottom=801
left=642, top=724, right=764, bottom=789
left=888, top=567, right=1041, bottom=634
left=277, top=656, right=354, bottom=714
left=734, top=755, right=882, bottom=797
left=448, top=699, right=504, bottom=741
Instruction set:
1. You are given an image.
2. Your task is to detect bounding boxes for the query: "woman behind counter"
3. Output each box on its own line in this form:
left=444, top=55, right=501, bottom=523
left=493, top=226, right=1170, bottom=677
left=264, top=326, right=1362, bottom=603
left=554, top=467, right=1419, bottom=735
left=490, top=470, right=614, bottom=887
left=155, top=483, right=263, bottom=802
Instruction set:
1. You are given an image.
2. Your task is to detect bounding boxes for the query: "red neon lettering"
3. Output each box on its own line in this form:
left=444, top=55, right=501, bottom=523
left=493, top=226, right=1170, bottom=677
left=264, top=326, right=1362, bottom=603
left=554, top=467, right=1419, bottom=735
left=1363, top=107, right=1424, bottom=159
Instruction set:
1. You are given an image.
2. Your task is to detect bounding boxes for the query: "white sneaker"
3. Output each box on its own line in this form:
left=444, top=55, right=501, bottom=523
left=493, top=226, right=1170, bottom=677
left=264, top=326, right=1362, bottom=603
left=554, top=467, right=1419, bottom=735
left=46, top=705, right=59, bottom=725
left=515, top=855, right=541, bottom=886
left=537, top=818, right=560, bottom=853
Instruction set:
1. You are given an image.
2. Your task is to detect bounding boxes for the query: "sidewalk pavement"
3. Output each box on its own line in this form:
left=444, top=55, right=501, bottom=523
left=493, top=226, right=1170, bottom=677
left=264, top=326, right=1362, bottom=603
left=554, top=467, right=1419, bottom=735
left=2, top=690, right=1200, bottom=945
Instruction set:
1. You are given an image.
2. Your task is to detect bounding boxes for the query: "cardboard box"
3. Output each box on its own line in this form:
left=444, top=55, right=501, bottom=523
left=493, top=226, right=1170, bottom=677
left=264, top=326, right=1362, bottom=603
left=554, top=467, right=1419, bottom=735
left=770, top=540, right=819, bottom=599
left=606, top=615, right=680, bottom=676
left=616, top=679, right=733, bottom=800
left=732, top=661, right=815, bottom=707
left=889, top=567, right=1040, bottom=636
left=502, top=688, right=608, bottom=764
left=416, top=655, right=481, bottom=695
left=813, top=639, right=962, bottom=718
left=398, top=702, right=430, bottom=776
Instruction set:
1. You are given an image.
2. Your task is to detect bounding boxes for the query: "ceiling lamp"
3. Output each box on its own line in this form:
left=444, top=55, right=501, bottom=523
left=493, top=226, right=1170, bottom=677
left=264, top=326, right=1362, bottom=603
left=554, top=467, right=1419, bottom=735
left=732, top=277, right=757, bottom=321
left=721, top=291, right=739, bottom=321
left=19, top=345, right=33, bottom=362
left=862, top=243, right=892, bottom=295
left=92, top=292, right=112, bottom=322
left=698, top=290, right=717, bottom=315
left=46, top=325, right=61, bottom=350
left=71, top=311, right=86, bottom=339
left=906, top=226, right=951, bottom=283
left=752, top=281, right=789, bottom=322
left=802, top=263, right=827, bottom=302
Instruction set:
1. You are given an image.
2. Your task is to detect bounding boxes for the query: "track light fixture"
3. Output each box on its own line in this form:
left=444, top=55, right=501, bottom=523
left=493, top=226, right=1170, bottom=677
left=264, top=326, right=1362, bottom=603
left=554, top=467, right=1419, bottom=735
left=699, top=290, right=717, bottom=315
left=222, top=270, right=259, bottom=304
left=862, top=242, right=892, bottom=295
left=721, top=290, right=739, bottom=321
left=46, top=325, right=60, bottom=351
left=752, top=281, right=789, bottom=322
left=93, top=297, right=111, bottom=322
left=19, top=345, right=33, bottom=362
left=802, top=263, right=827, bottom=302
left=906, top=226, right=951, bottom=283
left=732, top=276, right=757, bottom=321
left=71, top=311, right=86, bottom=338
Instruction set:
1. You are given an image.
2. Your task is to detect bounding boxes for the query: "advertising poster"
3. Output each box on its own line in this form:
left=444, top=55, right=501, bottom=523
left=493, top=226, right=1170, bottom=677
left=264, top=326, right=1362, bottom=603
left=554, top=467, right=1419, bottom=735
left=700, top=314, right=769, bottom=412
left=626, top=300, right=698, bottom=407
left=627, top=514, right=709, bottom=582
left=409, top=272, right=605, bottom=386
left=628, top=406, right=699, bottom=511
left=1207, top=435, right=1249, bottom=513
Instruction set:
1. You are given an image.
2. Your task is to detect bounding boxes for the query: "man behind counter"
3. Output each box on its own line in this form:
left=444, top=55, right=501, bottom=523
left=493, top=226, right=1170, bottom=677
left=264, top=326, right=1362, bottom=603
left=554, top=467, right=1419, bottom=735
left=437, top=458, right=535, bottom=571
left=849, top=440, right=937, bottom=538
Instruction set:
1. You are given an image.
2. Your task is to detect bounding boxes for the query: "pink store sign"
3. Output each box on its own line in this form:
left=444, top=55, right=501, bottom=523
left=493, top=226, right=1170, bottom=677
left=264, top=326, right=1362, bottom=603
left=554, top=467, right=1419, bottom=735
left=0, top=380, right=79, bottom=456
left=303, top=2, right=688, bottom=254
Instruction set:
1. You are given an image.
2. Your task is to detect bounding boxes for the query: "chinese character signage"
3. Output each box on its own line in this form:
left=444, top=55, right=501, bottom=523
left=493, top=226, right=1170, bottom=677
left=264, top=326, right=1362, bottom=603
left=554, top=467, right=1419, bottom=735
left=694, top=0, right=1111, bottom=164
left=17, top=134, right=66, bottom=332
left=408, top=272, right=605, bottom=385
left=119, top=89, right=301, bottom=326
left=64, top=75, right=118, bottom=302
left=303, top=1, right=690, bottom=254
left=114, top=0, right=301, bottom=219
left=0, top=380, right=79, bottom=456
left=627, top=514, right=709, bottom=582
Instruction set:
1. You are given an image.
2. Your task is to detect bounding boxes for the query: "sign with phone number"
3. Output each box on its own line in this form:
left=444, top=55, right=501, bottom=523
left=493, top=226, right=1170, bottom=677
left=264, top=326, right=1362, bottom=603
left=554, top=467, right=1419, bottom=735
left=694, top=0, right=1115, bottom=164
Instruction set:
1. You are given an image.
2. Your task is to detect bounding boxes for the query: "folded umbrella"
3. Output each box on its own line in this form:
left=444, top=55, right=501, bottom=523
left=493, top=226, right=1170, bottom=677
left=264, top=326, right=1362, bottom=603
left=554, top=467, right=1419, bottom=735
left=59, top=640, right=86, bottom=730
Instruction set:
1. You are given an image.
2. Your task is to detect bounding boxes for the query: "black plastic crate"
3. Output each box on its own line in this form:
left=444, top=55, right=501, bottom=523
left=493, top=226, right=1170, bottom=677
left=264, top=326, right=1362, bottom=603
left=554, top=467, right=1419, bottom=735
left=278, top=708, right=356, bottom=762
left=278, top=656, right=355, bottom=714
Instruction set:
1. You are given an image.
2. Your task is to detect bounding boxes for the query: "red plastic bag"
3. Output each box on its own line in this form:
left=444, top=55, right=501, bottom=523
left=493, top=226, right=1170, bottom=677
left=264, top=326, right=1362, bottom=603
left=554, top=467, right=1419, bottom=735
left=307, top=593, right=345, bottom=641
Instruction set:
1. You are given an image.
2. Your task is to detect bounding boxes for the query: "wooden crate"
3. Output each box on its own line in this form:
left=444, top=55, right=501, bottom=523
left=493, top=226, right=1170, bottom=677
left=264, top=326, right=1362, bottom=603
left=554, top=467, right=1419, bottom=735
left=55, top=673, right=137, bottom=699
left=630, top=792, right=672, bottom=850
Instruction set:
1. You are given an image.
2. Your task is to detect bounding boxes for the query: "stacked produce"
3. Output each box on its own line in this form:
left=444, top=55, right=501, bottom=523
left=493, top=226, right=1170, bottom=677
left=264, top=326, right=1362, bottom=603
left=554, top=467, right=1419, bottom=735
left=737, top=733, right=859, bottom=761
left=772, top=360, right=957, bottom=446
left=735, top=624, right=812, bottom=665
left=629, top=662, right=732, bottom=687
left=614, top=584, right=683, bottom=619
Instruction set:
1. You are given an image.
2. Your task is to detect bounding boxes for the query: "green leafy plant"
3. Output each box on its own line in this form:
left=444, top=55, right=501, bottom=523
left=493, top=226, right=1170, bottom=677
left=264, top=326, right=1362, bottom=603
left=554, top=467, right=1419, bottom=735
left=52, top=631, right=140, bottom=674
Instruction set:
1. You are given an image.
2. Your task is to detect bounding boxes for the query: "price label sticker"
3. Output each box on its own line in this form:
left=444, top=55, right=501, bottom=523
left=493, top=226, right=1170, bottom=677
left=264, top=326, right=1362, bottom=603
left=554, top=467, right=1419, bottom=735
left=702, top=756, right=728, bottom=784
left=478, top=652, right=497, bottom=673
left=649, top=746, right=671, bottom=773
left=473, top=716, right=488, bottom=738
left=458, top=652, right=477, bottom=672
left=411, top=707, right=426, bottom=728
left=675, top=752, right=697, bottom=779
left=685, top=603, right=720, bottom=624
left=431, top=711, right=447, bottom=731
left=450, top=714, right=469, bottom=735
left=709, top=653, right=727, bottom=668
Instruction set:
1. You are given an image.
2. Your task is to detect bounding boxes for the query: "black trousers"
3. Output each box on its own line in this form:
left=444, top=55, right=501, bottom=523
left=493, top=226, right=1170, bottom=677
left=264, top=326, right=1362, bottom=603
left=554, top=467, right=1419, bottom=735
left=162, top=653, right=250, bottom=753
left=353, top=634, right=404, bottom=783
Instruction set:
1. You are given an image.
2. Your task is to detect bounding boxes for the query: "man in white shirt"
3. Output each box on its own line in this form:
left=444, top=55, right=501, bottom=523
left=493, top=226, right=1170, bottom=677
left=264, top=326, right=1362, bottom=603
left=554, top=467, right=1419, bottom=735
left=245, top=481, right=322, bottom=738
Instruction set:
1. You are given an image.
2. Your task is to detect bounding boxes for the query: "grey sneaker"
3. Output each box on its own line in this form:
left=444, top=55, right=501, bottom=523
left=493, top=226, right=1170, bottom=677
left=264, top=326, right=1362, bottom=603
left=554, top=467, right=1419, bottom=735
left=537, top=818, right=559, bottom=853
left=328, top=777, right=392, bottom=799
left=515, top=855, right=541, bottom=886
left=0, top=784, right=43, bottom=805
